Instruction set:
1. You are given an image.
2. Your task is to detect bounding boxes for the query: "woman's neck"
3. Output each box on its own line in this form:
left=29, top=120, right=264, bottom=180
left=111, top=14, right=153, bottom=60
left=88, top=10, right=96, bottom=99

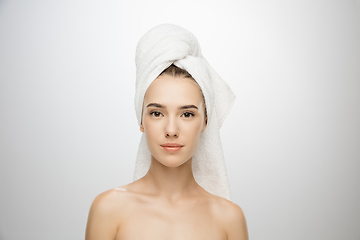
left=141, top=156, right=200, bottom=201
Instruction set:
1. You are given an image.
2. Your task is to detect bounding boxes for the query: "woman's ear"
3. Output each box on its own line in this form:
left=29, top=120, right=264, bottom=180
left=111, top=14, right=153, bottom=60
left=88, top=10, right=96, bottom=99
left=140, top=123, right=145, bottom=132
left=201, top=125, right=207, bottom=133
left=201, top=117, right=207, bottom=133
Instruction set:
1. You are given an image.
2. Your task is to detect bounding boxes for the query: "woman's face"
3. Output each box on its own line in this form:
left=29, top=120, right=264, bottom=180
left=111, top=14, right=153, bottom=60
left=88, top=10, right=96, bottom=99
left=140, top=74, right=207, bottom=168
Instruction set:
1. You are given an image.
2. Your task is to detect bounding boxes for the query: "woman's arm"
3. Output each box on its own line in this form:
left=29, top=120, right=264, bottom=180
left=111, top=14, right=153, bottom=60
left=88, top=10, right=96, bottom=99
left=224, top=202, right=249, bottom=240
left=85, top=191, right=120, bottom=240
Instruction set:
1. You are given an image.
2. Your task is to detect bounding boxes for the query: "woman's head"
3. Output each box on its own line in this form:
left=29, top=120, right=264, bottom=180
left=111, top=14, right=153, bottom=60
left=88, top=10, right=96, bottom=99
left=134, top=24, right=235, bottom=199
left=139, top=65, right=207, bottom=167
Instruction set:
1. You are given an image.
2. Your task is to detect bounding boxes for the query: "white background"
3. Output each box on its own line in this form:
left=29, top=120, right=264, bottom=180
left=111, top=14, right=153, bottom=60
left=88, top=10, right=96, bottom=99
left=0, top=0, right=359, bottom=239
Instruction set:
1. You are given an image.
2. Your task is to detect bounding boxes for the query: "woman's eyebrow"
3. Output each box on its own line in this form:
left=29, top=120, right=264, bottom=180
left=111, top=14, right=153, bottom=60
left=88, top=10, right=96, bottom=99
left=146, top=103, right=164, bottom=108
left=146, top=103, right=198, bottom=110
left=179, top=105, right=198, bottom=110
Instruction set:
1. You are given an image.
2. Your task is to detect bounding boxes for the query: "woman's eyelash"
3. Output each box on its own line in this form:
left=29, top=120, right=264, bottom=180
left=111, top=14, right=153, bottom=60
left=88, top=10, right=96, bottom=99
left=182, top=111, right=195, bottom=118
left=150, top=111, right=163, bottom=117
left=149, top=110, right=195, bottom=118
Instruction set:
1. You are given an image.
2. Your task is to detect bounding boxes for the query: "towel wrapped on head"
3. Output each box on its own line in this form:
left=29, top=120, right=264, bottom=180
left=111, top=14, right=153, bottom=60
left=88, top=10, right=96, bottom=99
left=134, top=24, right=235, bottom=200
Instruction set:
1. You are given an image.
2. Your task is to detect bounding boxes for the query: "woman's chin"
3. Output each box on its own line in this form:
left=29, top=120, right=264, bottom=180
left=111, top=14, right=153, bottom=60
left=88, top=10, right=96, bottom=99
left=154, top=156, right=191, bottom=168
left=160, top=160, right=188, bottom=168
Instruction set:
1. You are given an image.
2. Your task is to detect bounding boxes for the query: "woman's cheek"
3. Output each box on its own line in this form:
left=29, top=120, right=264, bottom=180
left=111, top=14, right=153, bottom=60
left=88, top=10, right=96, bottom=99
left=145, top=121, right=159, bottom=138
left=187, top=119, right=203, bottom=140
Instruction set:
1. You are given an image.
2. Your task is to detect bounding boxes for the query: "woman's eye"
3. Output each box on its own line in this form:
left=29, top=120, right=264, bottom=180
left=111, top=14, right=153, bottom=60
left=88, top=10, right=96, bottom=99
left=150, top=111, right=162, bottom=117
left=182, top=112, right=194, bottom=118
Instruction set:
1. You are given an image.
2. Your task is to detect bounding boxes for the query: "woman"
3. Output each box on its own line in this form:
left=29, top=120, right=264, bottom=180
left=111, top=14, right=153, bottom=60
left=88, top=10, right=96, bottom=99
left=85, top=24, right=248, bottom=240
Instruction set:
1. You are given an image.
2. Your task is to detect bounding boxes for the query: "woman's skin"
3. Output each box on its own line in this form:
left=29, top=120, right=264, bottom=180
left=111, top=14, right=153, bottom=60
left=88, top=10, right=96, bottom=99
left=85, top=74, right=248, bottom=240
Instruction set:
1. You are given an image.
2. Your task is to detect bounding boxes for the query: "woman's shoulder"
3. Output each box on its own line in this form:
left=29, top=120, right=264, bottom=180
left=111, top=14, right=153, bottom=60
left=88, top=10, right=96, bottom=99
left=90, top=185, right=137, bottom=210
left=207, top=195, right=245, bottom=219
left=85, top=186, right=136, bottom=239
left=206, top=196, right=248, bottom=239
left=88, top=187, right=129, bottom=219
left=93, top=187, right=123, bottom=201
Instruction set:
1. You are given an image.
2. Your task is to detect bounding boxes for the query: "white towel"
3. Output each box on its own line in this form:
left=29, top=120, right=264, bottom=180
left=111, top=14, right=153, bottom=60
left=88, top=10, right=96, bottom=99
left=133, top=24, right=235, bottom=200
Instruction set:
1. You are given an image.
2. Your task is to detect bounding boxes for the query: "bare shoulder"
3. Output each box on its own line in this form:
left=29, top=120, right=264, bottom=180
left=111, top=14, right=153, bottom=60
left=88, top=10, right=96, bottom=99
left=92, top=187, right=129, bottom=208
left=209, top=196, right=249, bottom=240
left=89, top=188, right=129, bottom=217
left=85, top=187, right=132, bottom=240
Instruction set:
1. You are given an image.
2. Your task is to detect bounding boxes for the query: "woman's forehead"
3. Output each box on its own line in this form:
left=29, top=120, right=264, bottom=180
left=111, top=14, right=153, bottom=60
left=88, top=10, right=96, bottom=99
left=143, top=75, right=204, bottom=106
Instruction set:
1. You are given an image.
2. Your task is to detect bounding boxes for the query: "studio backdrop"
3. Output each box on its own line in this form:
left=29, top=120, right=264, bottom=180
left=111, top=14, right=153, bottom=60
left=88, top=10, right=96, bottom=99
left=0, top=0, right=359, bottom=239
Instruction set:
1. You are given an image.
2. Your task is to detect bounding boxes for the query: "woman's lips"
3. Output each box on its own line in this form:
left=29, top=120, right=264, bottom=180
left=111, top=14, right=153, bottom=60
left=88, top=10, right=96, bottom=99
left=160, top=143, right=184, bottom=152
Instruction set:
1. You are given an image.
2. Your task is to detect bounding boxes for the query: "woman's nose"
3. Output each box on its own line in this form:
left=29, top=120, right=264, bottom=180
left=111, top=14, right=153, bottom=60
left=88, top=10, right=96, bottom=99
left=165, top=117, right=178, bottom=138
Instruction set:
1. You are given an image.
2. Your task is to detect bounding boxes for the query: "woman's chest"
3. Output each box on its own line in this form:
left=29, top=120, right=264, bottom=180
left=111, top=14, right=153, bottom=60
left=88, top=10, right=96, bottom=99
left=115, top=204, right=226, bottom=240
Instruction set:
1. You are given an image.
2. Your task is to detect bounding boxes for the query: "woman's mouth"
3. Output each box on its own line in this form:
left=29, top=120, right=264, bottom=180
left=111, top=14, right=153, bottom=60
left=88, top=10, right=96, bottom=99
left=160, top=143, right=184, bottom=152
